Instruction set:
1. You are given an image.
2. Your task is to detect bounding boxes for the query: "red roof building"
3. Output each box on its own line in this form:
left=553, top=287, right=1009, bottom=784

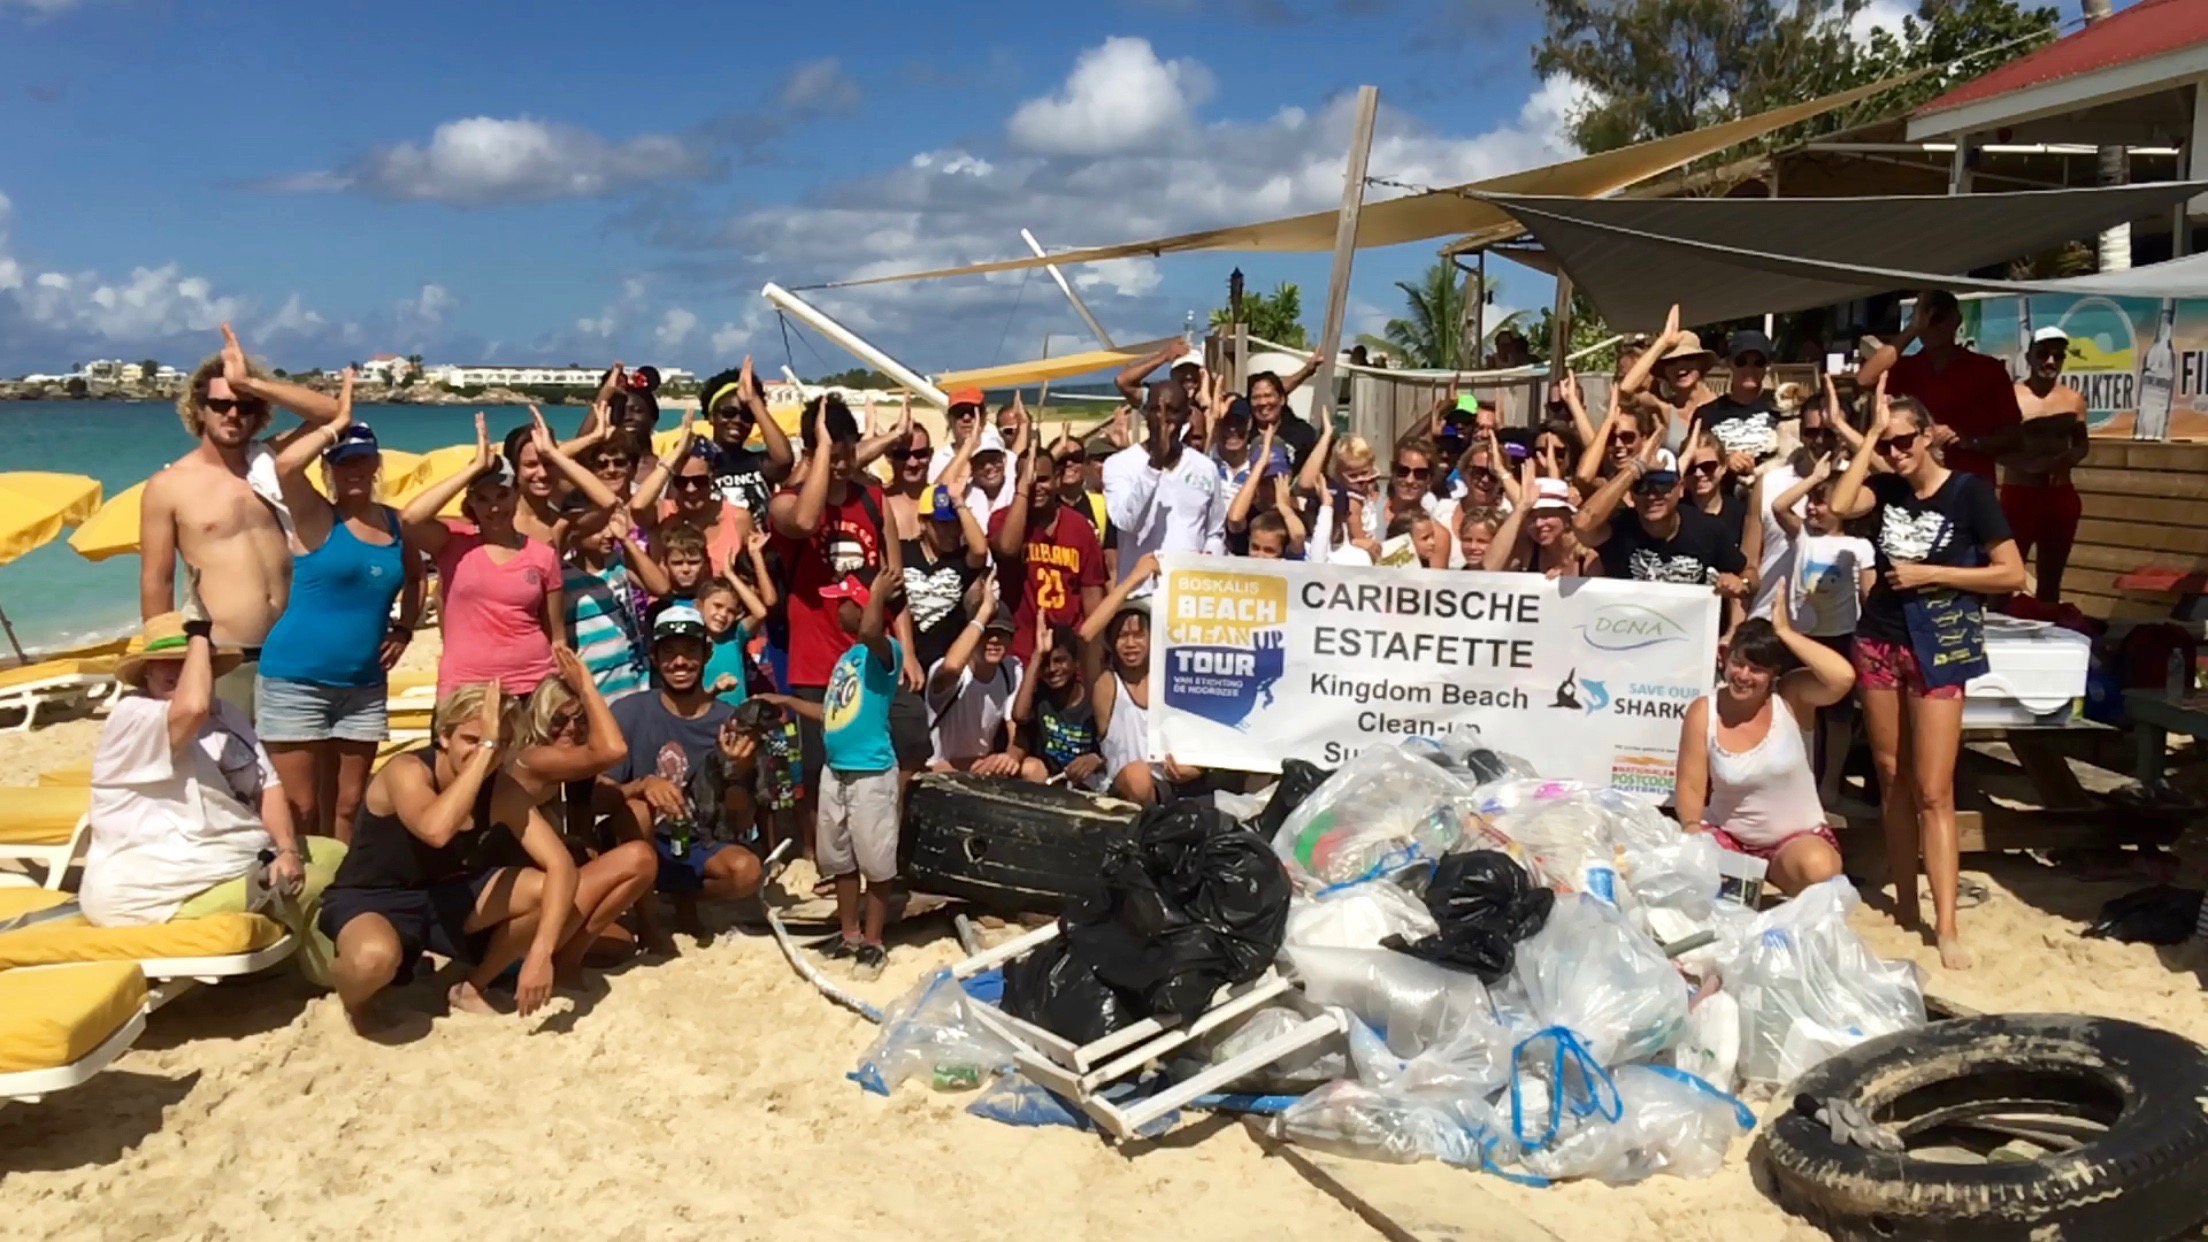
left=1909, top=0, right=2208, bottom=145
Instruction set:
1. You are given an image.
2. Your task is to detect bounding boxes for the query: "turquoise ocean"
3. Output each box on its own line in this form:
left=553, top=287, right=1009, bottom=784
left=2, top=400, right=552, bottom=655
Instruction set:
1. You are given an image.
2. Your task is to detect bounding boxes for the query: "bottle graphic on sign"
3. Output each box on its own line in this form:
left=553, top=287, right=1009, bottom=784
left=2136, top=299, right=2178, bottom=442
left=2014, top=298, right=2034, bottom=381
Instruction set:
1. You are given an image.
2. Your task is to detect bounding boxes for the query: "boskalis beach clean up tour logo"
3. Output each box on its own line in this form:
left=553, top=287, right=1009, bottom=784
left=1162, top=566, right=1288, bottom=729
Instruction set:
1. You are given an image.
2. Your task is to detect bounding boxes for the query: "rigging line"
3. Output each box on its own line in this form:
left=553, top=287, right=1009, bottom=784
left=989, top=266, right=1035, bottom=370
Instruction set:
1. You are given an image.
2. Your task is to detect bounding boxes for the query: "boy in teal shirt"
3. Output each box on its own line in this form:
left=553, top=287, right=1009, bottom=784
left=767, top=563, right=905, bottom=980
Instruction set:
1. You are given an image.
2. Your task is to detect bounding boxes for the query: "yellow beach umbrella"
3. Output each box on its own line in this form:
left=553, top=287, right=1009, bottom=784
left=67, top=480, right=149, bottom=562
left=0, top=472, right=102, bottom=566
left=0, top=471, right=103, bottom=663
left=385, top=443, right=486, bottom=519
left=307, top=447, right=426, bottom=498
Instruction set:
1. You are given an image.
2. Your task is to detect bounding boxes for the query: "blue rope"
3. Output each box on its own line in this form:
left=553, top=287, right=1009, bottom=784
left=1508, top=1026, right=1622, bottom=1151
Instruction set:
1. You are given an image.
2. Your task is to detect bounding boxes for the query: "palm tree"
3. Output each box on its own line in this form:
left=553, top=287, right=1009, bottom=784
left=1357, top=260, right=1526, bottom=370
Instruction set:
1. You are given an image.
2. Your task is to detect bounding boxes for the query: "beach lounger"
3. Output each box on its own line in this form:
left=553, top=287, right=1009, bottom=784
left=0, top=785, right=90, bottom=889
left=387, top=670, right=437, bottom=713
left=0, top=656, right=119, bottom=732
left=950, top=923, right=1344, bottom=1141
left=36, top=765, right=90, bottom=786
left=388, top=705, right=434, bottom=744
left=0, top=962, right=148, bottom=1104
left=0, top=888, right=294, bottom=1009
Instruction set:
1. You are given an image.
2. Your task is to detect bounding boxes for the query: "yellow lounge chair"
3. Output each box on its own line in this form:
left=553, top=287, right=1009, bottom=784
left=36, top=766, right=90, bottom=787
left=0, top=786, right=90, bottom=889
left=0, top=888, right=293, bottom=1009
left=0, top=962, right=147, bottom=1104
left=0, top=656, right=119, bottom=732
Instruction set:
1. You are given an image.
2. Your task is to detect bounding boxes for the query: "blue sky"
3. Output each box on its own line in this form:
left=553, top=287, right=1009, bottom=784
left=0, top=0, right=1940, bottom=379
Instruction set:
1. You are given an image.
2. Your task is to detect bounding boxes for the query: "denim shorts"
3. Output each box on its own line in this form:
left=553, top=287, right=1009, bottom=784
left=255, top=676, right=389, bottom=743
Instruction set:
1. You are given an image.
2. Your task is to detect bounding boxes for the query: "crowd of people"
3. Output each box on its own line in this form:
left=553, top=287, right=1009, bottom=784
left=74, top=293, right=2078, bottom=1027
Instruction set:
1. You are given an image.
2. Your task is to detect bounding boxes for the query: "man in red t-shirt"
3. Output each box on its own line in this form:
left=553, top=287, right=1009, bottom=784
left=769, top=397, right=924, bottom=782
left=989, top=448, right=1105, bottom=661
left=1857, top=289, right=2021, bottom=483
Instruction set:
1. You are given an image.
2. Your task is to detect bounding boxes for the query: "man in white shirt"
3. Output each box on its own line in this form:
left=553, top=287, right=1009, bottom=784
left=926, top=603, right=1024, bottom=774
left=1102, top=380, right=1226, bottom=586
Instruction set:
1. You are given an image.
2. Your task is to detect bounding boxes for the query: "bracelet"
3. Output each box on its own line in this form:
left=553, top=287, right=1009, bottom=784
left=275, top=847, right=301, bottom=859
left=388, top=622, right=413, bottom=637
left=182, top=618, right=214, bottom=641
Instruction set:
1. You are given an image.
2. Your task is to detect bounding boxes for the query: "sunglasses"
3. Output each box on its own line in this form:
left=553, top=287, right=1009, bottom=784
left=1687, top=461, right=1722, bottom=478
left=671, top=475, right=716, bottom=492
left=1611, top=430, right=1640, bottom=447
left=1877, top=433, right=1920, bottom=455
left=887, top=447, right=929, bottom=462
left=1393, top=464, right=1432, bottom=480
left=1634, top=475, right=1678, bottom=495
left=596, top=458, right=636, bottom=473
left=202, top=397, right=268, bottom=417
left=1470, top=472, right=1501, bottom=488
left=1056, top=453, right=1087, bottom=467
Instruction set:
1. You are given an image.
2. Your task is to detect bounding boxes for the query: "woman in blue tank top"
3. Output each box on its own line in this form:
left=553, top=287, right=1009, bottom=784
left=259, top=373, right=426, bottom=843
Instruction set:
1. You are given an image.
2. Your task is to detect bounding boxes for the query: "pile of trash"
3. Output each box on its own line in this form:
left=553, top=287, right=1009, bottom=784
left=849, top=737, right=1926, bottom=1189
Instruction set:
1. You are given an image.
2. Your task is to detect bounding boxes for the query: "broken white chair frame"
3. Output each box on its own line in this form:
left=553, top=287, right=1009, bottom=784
left=0, top=808, right=89, bottom=890
left=0, top=668, right=118, bottom=733
left=950, top=921, right=1343, bottom=1141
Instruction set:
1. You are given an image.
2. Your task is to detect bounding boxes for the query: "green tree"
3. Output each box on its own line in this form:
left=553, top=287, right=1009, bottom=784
left=1354, top=261, right=1528, bottom=371
left=1208, top=282, right=1308, bottom=349
left=136, top=358, right=160, bottom=379
left=1536, top=0, right=2058, bottom=159
left=809, top=367, right=895, bottom=387
left=1526, top=291, right=1620, bottom=372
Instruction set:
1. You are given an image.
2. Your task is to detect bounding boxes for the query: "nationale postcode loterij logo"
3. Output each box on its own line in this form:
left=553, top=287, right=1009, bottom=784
left=1161, top=568, right=1288, bottom=729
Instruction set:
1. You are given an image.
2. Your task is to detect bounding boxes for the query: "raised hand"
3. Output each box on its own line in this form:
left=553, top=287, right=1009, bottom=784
left=811, top=396, right=833, bottom=454
left=1555, top=372, right=1580, bottom=406
left=1770, top=578, right=1793, bottom=633
left=1869, top=372, right=1893, bottom=439
left=1033, top=608, right=1053, bottom=654
left=1130, top=551, right=1160, bottom=584
left=480, top=677, right=505, bottom=752
left=472, top=411, right=494, bottom=473
left=1661, top=302, right=1681, bottom=343
left=219, top=322, right=250, bottom=386
left=528, top=405, right=555, bottom=454
left=333, top=368, right=355, bottom=431
left=745, top=528, right=770, bottom=556
left=899, top=392, right=913, bottom=436
left=1108, top=404, right=1134, bottom=449
left=552, top=645, right=590, bottom=691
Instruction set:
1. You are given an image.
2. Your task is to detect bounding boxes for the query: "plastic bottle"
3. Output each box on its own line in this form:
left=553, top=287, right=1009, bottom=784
left=931, top=1063, right=981, bottom=1091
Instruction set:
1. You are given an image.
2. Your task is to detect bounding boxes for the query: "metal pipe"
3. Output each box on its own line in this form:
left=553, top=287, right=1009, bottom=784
left=1022, top=229, right=1117, bottom=350
left=760, top=283, right=951, bottom=408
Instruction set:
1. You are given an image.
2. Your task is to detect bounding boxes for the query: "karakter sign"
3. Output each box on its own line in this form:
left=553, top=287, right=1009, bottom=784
left=1945, top=292, right=2202, bottom=440
left=1148, top=555, right=1721, bottom=799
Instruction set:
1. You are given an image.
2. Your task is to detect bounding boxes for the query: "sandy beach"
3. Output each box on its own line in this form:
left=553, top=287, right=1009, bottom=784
left=5, top=630, right=2205, bottom=1242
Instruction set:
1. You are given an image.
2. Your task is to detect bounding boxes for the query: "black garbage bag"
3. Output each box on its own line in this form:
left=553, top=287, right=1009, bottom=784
left=1382, top=850, right=1554, bottom=983
left=1254, top=759, right=1333, bottom=839
left=1046, top=800, right=1293, bottom=1030
left=1001, top=933, right=1142, bottom=1044
left=2083, top=885, right=2204, bottom=945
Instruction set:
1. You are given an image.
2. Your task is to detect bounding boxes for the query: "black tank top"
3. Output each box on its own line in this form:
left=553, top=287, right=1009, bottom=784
left=330, top=751, right=509, bottom=890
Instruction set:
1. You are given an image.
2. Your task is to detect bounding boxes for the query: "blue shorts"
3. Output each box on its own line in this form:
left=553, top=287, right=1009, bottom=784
left=654, top=833, right=735, bottom=894
left=256, top=676, right=388, bottom=744
left=318, top=870, right=499, bottom=986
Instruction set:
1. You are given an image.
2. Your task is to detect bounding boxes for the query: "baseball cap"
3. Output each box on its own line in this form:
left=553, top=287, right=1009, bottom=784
left=981, top=605, right=1017, bottom=636
left=1727, top=329, right=1773, bottom=361
left=948, top=387, right=986, bottom=411
left=971, top=424, right=1007, bottom=457
left=1638, top=448, right=1680, bottom=490
left=1452, top=394, right=1483, bottom=417
left=2032, top=325, right=2070, bottom=345
left=819, top=574, right=871, bottom=608
left=1171, top=350, right=1204, bottom=373
left=1529, top=477, right=1577, bottom=513
left=928, top=484, right=958, bottom=522
left=470, top=456, right=516, bottom=488
left=324, top=423, right=380, bottom=464
left=653, top=602, right=708, bottom=643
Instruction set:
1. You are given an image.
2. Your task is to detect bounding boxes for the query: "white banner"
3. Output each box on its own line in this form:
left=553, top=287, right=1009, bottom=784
left=1146, top=554, right=1722, bottom=798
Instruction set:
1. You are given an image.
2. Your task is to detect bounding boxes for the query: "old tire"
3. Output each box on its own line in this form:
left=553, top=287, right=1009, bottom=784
left=1754, top=1013, right=2208, bottom=1241
left=901, top=773, right=1140, bottom=914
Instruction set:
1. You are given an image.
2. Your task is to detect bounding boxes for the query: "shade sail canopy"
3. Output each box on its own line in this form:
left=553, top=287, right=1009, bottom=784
left=933, top=337, right=1183, bottom=391
left=0, top=473, right=102, bottom=567
left=800, top=75, right=1915, bottom=291
left=1482, top=180, right=2208, bottom=329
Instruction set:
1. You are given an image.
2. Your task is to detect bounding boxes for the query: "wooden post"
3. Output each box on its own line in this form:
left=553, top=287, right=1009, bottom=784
left=1457, top=258, right=1479, bottom=372
left=1307, top=85, right=1381, bottom=436
left=1234, top=322, right=1250, bottom=393
left=1547, top=272, right=1574, bottom=385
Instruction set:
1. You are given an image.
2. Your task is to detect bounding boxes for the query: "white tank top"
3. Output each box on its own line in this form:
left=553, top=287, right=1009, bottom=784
left=1701, top=694, right=1824, bottom=849
left=1100, top=672, right=1152, bottom=779
left=1749, top=462, right=1800, bottom=620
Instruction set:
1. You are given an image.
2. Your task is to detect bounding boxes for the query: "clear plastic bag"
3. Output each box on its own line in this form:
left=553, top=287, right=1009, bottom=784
left=1471, top=779, right=1631, bottom=907
left=1273, top=1078, right=1519, bottom=1171
left=1518, top=1062, right=1753, bottom=1184
left=849, top=969, right=1016, bottom=1096
left=1207, top=1005, right=1349, bottom=1090
left=1405, top=735, right=1540, bottom=787
left=1666, top=989, right=1742, bottom=1094
left=1347, top=1009, right=1512, bottom=1101
left=1286, top=945, right=1497, bottom=1059
left=1512, top=893, right=1690, bottom=1068
left=1284, top=882, right=1439, bottom=951
left=1620, top=833, right=1722, bottom=924
left=1273, top=743, right=1477, bottom=890
left=1720, top=877, right=1925, bottom=1086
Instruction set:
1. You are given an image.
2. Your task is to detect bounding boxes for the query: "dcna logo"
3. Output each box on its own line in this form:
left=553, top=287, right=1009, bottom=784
left=1578, top=603, right=1690, bottom=652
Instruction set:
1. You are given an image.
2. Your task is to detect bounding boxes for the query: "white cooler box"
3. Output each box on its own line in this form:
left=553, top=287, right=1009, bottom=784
left=1963, top=615, right=2091, bottom=728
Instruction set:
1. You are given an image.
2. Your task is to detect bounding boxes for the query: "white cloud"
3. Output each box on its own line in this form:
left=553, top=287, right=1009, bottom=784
left=267, top=117, right=712, bottom=207
left=0, top=0, right=93, bottom=12
left=396, top=282, right=454, bottom=327
left=1074, top=258, right=1163, bottom=298
left=1848, top=0, right=1915, bottom=44
left=712, top=321, right=755, bottom=357
left=1007, top=37, right=1216, bottom=156
left=655, top=307, right=699, bottom=351
left=780, top=58, right=862, bottom=113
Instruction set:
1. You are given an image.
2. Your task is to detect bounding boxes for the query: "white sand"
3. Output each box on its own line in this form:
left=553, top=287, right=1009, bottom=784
left=4, top=630, right=2204, bottom=1240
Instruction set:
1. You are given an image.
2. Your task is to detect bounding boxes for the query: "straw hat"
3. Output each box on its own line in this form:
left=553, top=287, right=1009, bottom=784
left=117, top=611, right=243, bottom=689
left=1659, top=331, right=1717, bottom=370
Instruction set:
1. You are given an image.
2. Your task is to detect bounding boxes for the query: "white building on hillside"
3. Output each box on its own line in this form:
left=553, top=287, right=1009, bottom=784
left=80, top=360, right=125, bottom=381
left=425, top=364, right=609, bottom=389
left=357, top=354, right=417, bottom=385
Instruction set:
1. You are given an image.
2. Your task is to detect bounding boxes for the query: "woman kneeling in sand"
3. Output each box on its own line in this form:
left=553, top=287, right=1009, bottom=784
left=317, top=681, right=654, bottom=1032
left=80, top=612, right=345, bottom=984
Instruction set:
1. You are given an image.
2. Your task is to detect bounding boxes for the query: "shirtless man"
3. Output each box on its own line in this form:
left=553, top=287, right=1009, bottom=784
left=140, top=324, right=343, bottom=716
left=1997, top=326, right=2092, bottom=603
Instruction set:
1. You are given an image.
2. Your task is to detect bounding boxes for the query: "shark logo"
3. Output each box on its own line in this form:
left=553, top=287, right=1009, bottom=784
left=1579, top=679, right=1611, bottom=715
left=1552, top=668, right=1581, bottom=710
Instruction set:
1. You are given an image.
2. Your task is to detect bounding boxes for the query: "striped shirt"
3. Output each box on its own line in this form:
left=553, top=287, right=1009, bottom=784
left=563, top=555, right=646, bottom=701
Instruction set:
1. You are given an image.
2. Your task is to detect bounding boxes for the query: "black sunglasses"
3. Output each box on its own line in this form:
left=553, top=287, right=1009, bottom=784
left=1056, top=452, right=1087, bottom=467
left=671, top=475, right=716, bottom=492
left=887, top=447, right=930, bottom=462
left=1393, top=463, right=1432, bottom=479
left=202, top=397, right=268, bottom=416
left=1687, top=461, right=1722, bottom=477
left=1611, top=429, right=1641, bottom=446
left=1878, top=432, right=1920, bottom=455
